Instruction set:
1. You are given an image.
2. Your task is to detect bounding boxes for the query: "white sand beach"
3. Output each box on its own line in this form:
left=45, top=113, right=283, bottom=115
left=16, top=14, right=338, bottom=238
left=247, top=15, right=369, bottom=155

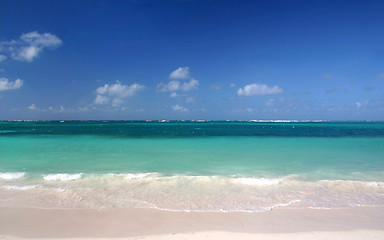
left=1, top=207, right=383, bottom=239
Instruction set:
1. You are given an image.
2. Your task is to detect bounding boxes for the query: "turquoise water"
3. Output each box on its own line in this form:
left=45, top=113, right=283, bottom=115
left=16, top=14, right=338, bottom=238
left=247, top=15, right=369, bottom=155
left=1, top=121, right=383, bottom=179
left=1, top=121, right=383, bottom=211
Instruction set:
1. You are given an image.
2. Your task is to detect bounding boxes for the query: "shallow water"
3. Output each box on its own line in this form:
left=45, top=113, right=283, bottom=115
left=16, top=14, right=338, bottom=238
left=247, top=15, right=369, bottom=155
left=0, top=121, right=383, bottom=211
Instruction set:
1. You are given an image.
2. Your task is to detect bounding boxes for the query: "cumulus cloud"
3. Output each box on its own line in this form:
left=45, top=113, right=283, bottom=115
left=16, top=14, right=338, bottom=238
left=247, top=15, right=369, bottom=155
left=230, top=83, right=236, bottom=88
left=27, top=104, right=91, bottom=113
left=157, top=80, right=181, bottom=92
left=157, top=79, right=199, bottom=92
left=0, top=31, right=62, bottom=62
left=181, top=79, right=199, bottom=91
left=157, top=67, right=199, bottom=105
left=172, top=104, right=188, bottom=112
left=237, top=83, right=283, bottom=96
left=94, top=81, right=145, bottom=107
left=0, top=78, right=23, bottom=91
left=94, top=94, right=109, bottom=104
left=27, top=104, right=38, bottom=111
left=169, top=67, right=190, bottom=79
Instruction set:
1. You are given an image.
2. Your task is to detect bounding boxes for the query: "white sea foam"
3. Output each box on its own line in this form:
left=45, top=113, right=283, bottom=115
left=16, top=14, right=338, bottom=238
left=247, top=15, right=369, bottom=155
left=125, top=173, right=152, bottom=180
left=319, top=179, right=384, bottom=187
left=262, top=200, right=301, bottom=210
left=149, top=199, right=300, bottom=213
left=232, top=177, right=283, bottom=186
left=43, top=173, right=83, bottom=181
left=366, top=181, right=382, bottom=187
left=0, top=172, right=25, bottom=180
left=3, top=185, right=38, bottom=190
left=149, top=206, right=258, bottom=213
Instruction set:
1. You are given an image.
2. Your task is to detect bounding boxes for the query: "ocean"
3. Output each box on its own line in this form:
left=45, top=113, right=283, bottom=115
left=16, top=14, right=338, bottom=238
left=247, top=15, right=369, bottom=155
left=1, top=120, right=383, bottom=212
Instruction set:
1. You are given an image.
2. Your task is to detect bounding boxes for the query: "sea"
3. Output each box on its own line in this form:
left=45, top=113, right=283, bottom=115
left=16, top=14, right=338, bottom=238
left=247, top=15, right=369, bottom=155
left=1, top=120, right=383, bottom=212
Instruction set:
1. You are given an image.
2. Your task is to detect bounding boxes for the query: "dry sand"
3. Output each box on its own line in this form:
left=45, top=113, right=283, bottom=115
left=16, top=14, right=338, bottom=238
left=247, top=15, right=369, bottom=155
left=0, top=207, right=383, bottom=239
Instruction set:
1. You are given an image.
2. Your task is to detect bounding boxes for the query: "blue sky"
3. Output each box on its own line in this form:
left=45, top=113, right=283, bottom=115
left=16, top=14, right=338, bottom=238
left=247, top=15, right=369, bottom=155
left=0, top=0, right=383, bottom=120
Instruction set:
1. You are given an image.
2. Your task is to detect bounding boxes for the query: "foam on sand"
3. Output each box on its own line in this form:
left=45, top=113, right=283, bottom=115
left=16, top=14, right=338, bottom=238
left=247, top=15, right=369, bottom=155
left=232, top=177, right=284, bottom=186
left=43, top=173, right=83, bottom=181
left=3, top=185, right=38, bottom=190
left=0, top=172, right=25, bottom=180
left=124, top=173, right=152, bottom=180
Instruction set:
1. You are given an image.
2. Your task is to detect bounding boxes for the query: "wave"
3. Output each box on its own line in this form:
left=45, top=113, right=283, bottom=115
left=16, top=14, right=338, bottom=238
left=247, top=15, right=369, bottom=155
left=118, top=174, right=285, bottom=186
left=3, top=185, right=38, bottom=190
left=365, top=181, right=382, bottom=187
left=232, top=177, right=284, bottom=186
left=36, top=172, right=383, bottom=186
left=0, top=172, right=25, bottom=180
left=1, top=172, right=382, bottom=211
left=318, top=179, right=384, bottom=187
left=261, top=200, right=301, bottom=211
left=148, top=199, right=302, bottom=213
left=124, top=173, right=153, bottom=180
left=43, top=173, right=83, bottom=181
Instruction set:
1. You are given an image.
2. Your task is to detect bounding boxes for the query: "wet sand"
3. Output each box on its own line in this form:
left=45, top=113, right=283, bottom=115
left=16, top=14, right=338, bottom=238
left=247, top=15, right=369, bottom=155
left=1, top=206, right=383, bottom=239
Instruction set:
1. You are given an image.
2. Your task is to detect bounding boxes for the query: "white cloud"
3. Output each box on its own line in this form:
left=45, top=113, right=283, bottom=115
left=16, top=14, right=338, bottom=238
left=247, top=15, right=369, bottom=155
left=169, top=67, right=190, bottom=79
left=94, top=94, right=109, bottom=104
left=20, top=31, right=62, bottom=47
left=59, top=105, right=66, bottom=112
left=157, top=79, right=199, bottom=92
left=0, top=55, right=7, bottom=62
left=181, top=79, right=199, bottom=91
left=94, top=81, right=145, bottom=107
left=14, top=46, right=41, bottom=62
left=0, top=78, right=23, bottom=91
left=230, top=83, right=236, bottom=88
left=0, top=31, right=62, bottom=62
left=377, top=73, right=384, bottom=79
left=27, top=104, right=92, bottom=113
left=158, top=67, right=199, bottom=98
left=157, top=80, right=181, bottom=92
left=237, top=83, right=283, bottom=96
left=356, top=100, right=368, bottom=110
left=27, top=104, right=38, bottom=111
left=172, top=104, right=188, bottom=112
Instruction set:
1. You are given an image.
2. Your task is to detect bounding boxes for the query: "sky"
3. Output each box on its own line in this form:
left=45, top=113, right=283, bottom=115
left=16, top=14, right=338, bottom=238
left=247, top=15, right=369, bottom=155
left=0, top=0, right=383, bottom=120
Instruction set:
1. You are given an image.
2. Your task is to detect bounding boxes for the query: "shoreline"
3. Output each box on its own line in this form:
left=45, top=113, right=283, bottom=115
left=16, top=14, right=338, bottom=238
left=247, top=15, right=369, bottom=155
left=1, top=206, right=383, bottom=239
